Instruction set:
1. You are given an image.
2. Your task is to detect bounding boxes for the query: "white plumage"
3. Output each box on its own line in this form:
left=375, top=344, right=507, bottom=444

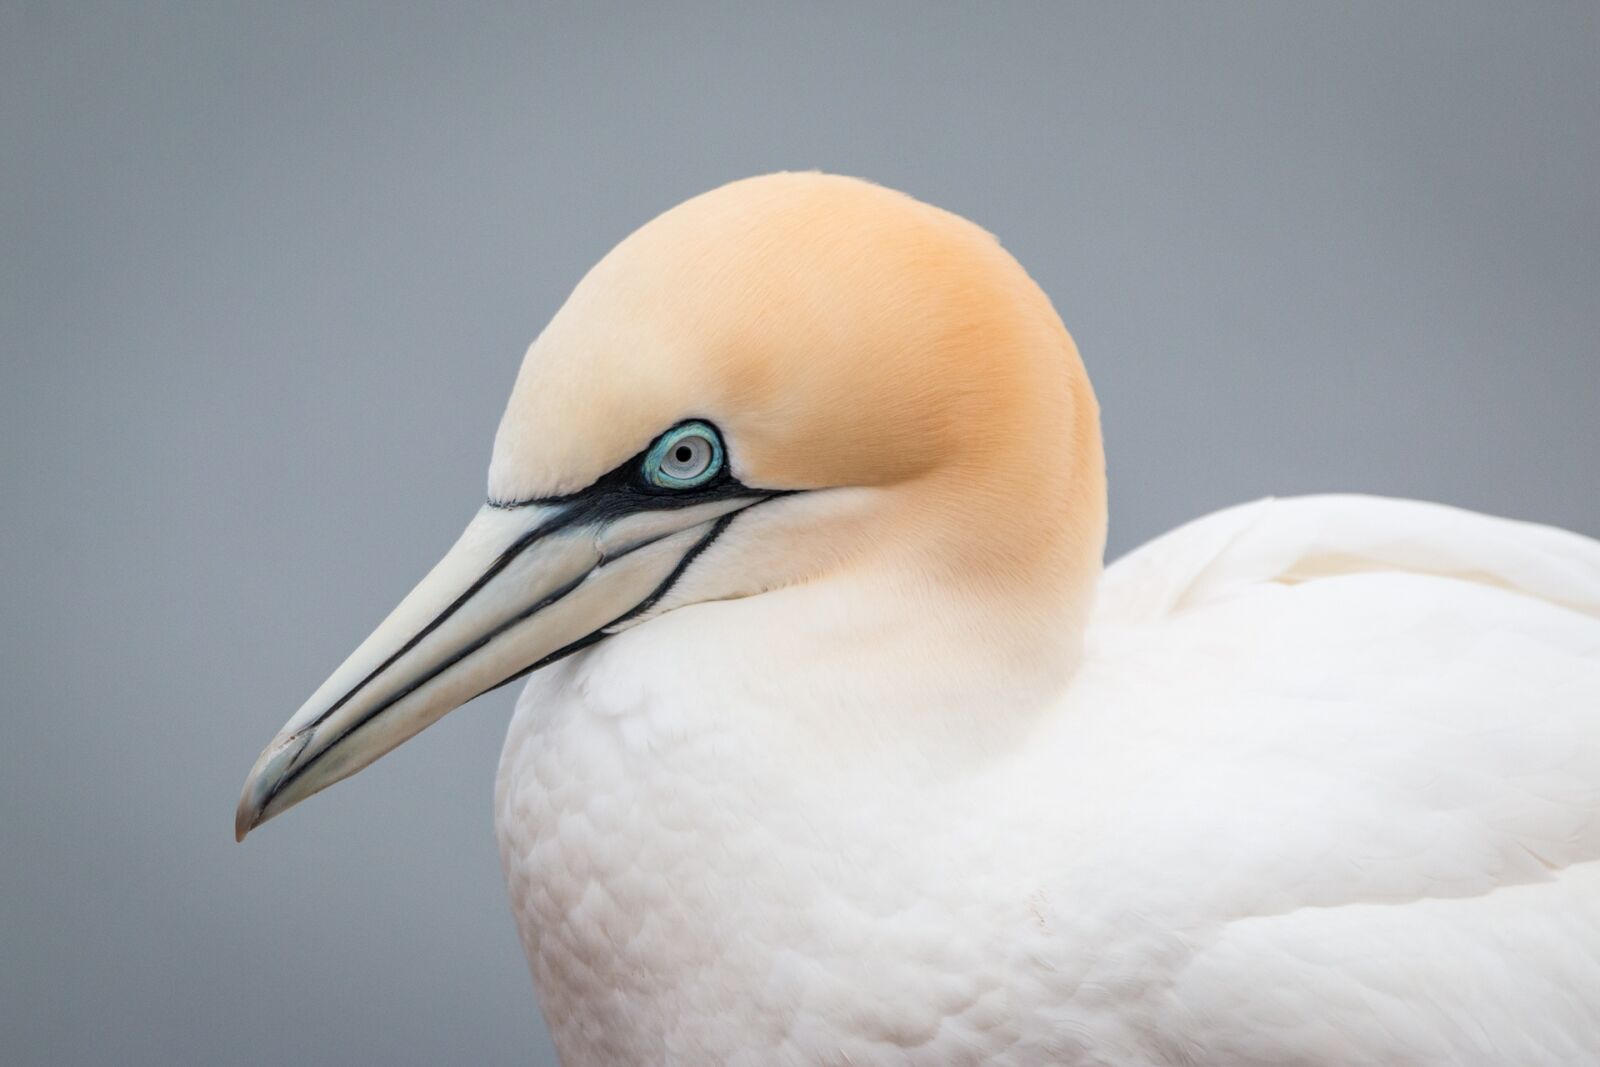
left=495, top=494, right=1600, bottom=1064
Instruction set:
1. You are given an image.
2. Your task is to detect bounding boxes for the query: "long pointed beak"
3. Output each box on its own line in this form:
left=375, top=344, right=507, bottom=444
left=236, top=495, right=752, bottom=840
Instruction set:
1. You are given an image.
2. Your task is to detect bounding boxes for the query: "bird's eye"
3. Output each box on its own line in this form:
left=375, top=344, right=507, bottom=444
left=644, top=422, right=724, bottom=489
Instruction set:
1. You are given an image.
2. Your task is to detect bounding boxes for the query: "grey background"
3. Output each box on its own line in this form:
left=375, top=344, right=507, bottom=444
left=4, top=3, right=1597, bottom=1064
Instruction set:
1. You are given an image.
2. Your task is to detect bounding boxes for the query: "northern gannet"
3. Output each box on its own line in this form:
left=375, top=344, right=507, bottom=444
left=238, top=173, right=1600, bottom=1065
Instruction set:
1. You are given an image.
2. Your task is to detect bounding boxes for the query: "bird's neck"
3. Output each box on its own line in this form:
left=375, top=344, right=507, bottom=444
left=495, top=571, right=1083, bottom=1062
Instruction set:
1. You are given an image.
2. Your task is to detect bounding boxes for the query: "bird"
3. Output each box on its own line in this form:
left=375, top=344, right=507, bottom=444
left=237, top=172, right=1600, bottom=1066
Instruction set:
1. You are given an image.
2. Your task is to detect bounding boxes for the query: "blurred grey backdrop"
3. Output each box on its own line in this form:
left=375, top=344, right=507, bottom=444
left=3, top=3, right=1597, bottom=1064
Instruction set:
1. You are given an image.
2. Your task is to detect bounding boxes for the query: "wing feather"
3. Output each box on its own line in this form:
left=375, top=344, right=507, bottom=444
left=1082, top=496, right=1600, bottom=1063
left=1098, top=495, right=1600, bottom=626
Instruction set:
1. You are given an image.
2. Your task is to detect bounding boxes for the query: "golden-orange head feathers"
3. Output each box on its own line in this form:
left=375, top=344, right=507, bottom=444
left=238, top=173, right=1106, bottom=840
left=490, top=172, right=1105, bottom=603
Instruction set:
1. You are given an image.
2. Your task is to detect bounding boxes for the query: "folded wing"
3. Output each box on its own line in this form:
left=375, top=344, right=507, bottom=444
left=1086, top=496, right=1600, bottom=1064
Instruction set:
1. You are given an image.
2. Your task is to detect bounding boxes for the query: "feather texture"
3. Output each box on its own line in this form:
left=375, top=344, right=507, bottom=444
left=497, top=494, right=1600, bottom=1065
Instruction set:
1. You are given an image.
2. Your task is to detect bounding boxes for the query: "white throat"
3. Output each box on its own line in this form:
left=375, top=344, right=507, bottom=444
left=493, top=571, right=1076, bottom=1064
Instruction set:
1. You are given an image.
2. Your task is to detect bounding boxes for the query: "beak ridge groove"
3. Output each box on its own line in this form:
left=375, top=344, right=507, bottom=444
left=235, top=495, right=757, bottom=840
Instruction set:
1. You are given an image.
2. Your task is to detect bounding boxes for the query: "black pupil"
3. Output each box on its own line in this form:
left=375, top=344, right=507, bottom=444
left=674, top=445, right=694, bottom=464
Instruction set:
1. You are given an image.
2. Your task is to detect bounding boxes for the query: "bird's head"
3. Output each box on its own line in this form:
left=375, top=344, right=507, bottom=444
left=236, top=173, right=1105, bottom=840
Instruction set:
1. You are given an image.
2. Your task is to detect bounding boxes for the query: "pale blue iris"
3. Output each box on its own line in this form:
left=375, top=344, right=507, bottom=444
left=644, top=422, right=724, bottom=489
